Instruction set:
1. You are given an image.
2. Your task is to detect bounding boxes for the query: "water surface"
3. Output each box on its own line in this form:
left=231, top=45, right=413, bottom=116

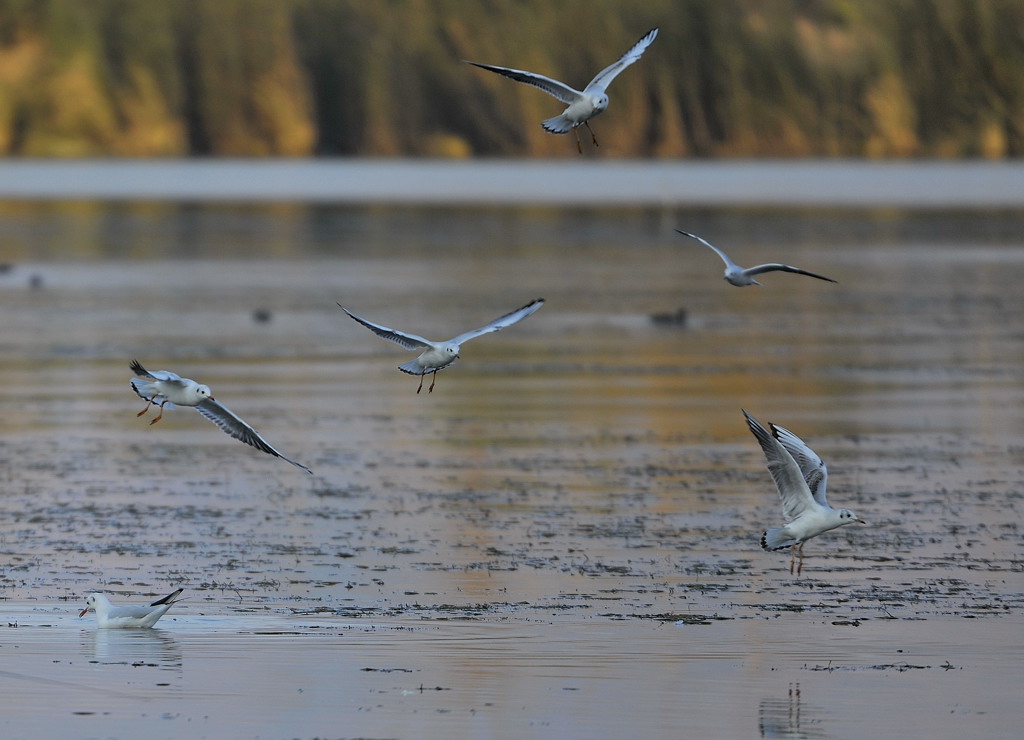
left=1, top=162, right=1022, bottom=739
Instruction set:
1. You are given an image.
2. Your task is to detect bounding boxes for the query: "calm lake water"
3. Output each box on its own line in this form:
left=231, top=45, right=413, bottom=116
left=1, top=160, right=1022, bottom=739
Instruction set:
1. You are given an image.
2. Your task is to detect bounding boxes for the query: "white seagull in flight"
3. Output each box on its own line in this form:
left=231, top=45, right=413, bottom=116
left=130, top=360, right=312, bottom=474
left=743, top=410, right=865, bottom=575
left=465, top=28, right=658, bottom=153
left=79, top=588, right=185, bottom=629
left=339, top=299, right=544, bottom=393
left=676, top=230, right=837, bottom=287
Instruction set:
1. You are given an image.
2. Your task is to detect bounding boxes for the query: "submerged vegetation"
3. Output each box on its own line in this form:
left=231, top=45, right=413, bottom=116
left=0, top=0, right=1021, bottom=157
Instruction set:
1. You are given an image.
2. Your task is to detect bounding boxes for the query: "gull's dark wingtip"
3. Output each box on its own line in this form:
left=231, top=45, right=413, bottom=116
left=674, top=230, right=710, bottom=247
left=741, top=408, right=760, bottom=428
left=743, top=409, right=775, bottom=449
left=150, top=587, right=184, bottom=606
left=806, top=271, right=838, bottom=284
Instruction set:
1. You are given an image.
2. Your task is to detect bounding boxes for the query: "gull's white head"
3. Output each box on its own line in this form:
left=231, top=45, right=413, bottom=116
left=79, top=593, right=109, bottom=617
left=193, top=384, right=213, bottom=402
left=592, top=93, right=610, bottom=113
left=838, top=509, right=866, bottom=525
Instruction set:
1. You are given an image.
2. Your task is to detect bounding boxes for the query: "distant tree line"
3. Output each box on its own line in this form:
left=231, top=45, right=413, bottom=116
left=0, top=0, right=1020, bottom=157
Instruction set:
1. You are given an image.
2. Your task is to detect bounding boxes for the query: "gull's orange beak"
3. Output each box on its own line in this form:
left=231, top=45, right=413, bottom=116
left=79, top=607, right=89, bottom=617
left=855, top=518, right=867, bottom=524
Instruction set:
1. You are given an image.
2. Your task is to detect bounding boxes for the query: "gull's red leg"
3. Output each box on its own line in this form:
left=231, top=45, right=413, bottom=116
left=585, top=120, right=599, bottom=147
left=416, top=373, right=425, bottom=394
left=149, top=400, right=167, bottom=425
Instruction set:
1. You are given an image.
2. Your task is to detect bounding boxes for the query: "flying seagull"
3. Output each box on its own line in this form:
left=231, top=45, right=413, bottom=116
left=129, top=360, right=312, bottom=474
left=743, top=409, right=865, bottom=575
left=339, top=298, right=544, bottom=393
left=79, top=588, right=185, bottom=629
left=465, top=28, right=658, bottom=153
left=677, top=230, right=837, bottom=287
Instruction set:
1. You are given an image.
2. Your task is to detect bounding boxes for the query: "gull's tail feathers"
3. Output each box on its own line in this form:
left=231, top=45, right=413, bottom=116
left=397, top=360, right=427, bottom=376
left=542, top=114, right=574, bottom=134
left=761, top=527, right=797, bottom=551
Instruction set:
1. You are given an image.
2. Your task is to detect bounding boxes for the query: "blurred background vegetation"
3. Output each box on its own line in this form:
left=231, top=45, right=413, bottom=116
left=0, top=0, right=1020, bottom=158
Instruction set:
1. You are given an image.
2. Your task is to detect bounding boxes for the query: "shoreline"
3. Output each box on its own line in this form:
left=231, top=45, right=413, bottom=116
left=0, top=158, right=1022, bottom=207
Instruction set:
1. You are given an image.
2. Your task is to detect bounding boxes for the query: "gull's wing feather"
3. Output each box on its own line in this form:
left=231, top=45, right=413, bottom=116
left=586, top=27, right=659, bottom=92
left=771, top=424, right=830, bottom=506
left=130, top=359, right=160, bottom=379
left=196, top=399, right=312, bottom=474
left=743, top=410, right=817, bottom=522
left=464, top=61, right=581, bottom=104
left=130, top=360, right=185, bottom=385
left=745, top=264, right=837, bottom=283
left=149, top=588, right=185, bottom=607
left=109, top=604, right=163, bottom=620
left=675, top=230, right=738, bottom=270
left=339, top=305, right=433, bottom=350
left=451, top=298, right=545, bottom=345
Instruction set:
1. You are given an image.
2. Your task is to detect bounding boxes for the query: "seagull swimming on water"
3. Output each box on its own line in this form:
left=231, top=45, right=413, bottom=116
left=677, top=230, right=837, bottom=287
left=465, top=28, right=658, bottom=153
left=129, top=360, right=312, bottom=474
left=79, top=588, right=185, bottom=629
left=743, top=409, right=865, bottom=575
left=339, top=299, right=544, bottom=393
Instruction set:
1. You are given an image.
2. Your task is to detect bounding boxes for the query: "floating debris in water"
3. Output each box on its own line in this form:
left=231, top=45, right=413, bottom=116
left=649, top=307, right=687, bottom=326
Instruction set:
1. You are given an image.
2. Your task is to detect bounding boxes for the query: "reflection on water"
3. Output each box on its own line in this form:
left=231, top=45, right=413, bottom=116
left=1, top=172, right=1023, bottom=739
left=759, top=683, right=828, bottom=739
left=88, top=629, right=183, bottom=670
left=2, top=196, right=1024, bottom=262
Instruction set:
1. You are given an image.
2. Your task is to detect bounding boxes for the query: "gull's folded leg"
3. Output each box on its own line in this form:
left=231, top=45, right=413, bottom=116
left=136, top=398, right=154, bottom=418
left=585, top=120, right=599, bottom=147
left=428, top=371, right=437, bottom=393
left=573, top=128, right=583, bottom=154
left=416, top=373, right=425, bottom=394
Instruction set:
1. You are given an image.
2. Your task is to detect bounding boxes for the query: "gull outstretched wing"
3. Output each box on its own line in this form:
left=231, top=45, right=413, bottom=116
left=196, top=398, right=312, bottom=474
